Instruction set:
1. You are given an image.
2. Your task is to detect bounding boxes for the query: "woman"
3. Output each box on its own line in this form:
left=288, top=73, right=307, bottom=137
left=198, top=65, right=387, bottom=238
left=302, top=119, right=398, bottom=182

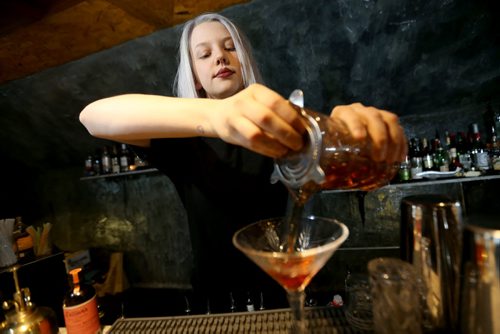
left=80, top=13, right=406, bottom=311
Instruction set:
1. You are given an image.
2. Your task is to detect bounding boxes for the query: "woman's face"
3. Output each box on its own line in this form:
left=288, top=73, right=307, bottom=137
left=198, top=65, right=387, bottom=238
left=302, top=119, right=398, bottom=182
left=190, top=21, right=244, bottom=99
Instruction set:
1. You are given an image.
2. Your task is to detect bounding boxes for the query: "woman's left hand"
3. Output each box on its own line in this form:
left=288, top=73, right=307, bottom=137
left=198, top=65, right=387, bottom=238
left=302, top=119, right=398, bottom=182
left=330, top=103, right=407, bottom=164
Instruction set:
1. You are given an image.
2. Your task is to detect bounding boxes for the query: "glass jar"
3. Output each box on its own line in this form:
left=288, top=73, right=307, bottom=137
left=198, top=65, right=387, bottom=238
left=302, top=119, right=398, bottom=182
left=271, top=100, right=399, bottom=203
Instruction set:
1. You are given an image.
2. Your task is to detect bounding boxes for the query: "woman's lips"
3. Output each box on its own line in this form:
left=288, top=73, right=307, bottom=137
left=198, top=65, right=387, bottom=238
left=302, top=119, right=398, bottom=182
left=215, top=68, right=234, bottom=78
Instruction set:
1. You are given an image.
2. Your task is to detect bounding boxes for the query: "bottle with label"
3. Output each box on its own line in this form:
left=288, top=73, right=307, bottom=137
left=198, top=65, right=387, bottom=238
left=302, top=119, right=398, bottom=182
left=409, top=138, right=423, bottom=179
left=421, top=137, right=434, bottom=171
left=63, top=268, right=101, bottom=334
left=111, top=145, right=120, bottom=174
left=398, top=156, right=411, bottom=182
left=469, top=123, right=490, bottom=172
left=119, top=144, right=130, bottom=173
left=101, top=146, right=111, bottom=174
left=433, top=141, right=450, bottom=172
left=456, top=132, right=472, bottom=171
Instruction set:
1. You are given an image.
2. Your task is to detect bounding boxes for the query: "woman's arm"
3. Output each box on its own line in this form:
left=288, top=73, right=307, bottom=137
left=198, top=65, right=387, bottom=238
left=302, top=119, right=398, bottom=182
left=79, top=84, right=305, bottom=157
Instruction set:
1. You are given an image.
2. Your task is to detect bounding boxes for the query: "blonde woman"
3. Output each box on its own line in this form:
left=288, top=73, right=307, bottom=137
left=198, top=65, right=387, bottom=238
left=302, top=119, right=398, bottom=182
left=80, top=13, right=406, bottom=308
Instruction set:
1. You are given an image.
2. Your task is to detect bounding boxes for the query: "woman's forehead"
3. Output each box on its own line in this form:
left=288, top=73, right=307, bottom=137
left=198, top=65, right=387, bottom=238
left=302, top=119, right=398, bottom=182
left=190, top=21, right=232, bottom=47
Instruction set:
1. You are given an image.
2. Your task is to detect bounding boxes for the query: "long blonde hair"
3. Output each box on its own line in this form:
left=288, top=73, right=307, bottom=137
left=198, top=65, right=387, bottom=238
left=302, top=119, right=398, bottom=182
left=174, top=13, right=262, bottom=98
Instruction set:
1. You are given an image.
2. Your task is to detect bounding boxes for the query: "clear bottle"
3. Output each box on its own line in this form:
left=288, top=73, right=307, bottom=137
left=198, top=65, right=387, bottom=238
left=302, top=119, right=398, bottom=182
left=63, top=268, right=101, bottom=334
left=101, top=146, right=111, bottom=174
left=469, top=123, right=490, bottom=172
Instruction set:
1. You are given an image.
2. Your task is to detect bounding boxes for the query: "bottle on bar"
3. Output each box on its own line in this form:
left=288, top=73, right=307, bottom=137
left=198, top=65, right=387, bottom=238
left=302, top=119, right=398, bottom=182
left=62, top=267, right=101, bottom=334
left=433, top=139, right=450, bottom=172
left=469, top=123, right=490, bottom=172
left=111, top=145, right=120, bottom=174
left=101, top=146, right=111, bottom=174
left=119, top=144, right=130, bottom=173
left=456, top=131, right=472, bottom=171
left=421, top=137, right=434, bottom=171
left=409, top=137, right=423, bottom=180
left=398, top=155, right=411, bottom=182
left=229, top=292, right=236, bottom=312
left=246, top=292, right=255, bottom=312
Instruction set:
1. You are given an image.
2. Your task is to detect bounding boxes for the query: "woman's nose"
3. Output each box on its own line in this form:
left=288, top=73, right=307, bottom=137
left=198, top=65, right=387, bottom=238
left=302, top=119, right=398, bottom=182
left=214, top=49, right=228, bottom=65
left=216, top=56, right=227, bottom=65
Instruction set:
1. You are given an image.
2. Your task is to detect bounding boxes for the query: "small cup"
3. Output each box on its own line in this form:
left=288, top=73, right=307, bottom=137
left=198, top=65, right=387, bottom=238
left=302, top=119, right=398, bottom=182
left=368, top=257, right=422, bottom=334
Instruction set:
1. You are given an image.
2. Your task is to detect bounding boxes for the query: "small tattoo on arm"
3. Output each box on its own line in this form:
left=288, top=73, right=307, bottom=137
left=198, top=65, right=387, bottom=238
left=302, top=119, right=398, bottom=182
left=196, top=125, right=205, bottom=135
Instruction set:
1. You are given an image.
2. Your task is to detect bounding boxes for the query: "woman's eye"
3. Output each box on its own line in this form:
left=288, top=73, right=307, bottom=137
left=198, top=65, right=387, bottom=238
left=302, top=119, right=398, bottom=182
left=225, top=46, right=236, bottom=52
left=198, top=53, right=210, bottom=59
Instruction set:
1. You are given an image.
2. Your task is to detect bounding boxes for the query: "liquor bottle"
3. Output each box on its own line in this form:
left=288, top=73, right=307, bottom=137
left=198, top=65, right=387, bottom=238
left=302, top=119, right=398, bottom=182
left=398, top=156, right=411, bottom=182
left=84, top=155, right=94, bottom=176
left=92, top=153, right=101, bottom=176
left=101, top=146, right=111, bottom=174
left=421, top=137, right=434, bottom=171
left=246, top=292, right=255, bottom=312
left=229, top=292, right=236, bottom=312
left=409, top=138, right=423, bottom=179
left=448, top=147, right=463, bottom=172
left=456, top=132, right=472, bottom=171
left=469, top=123, right=490, bottom=172
left=433, top=140, right=450, bottom=172
left=259, top=291, right=265, bottom=310
left=63, top=268, right=101, bottom=334
left=111, top=145, right=120, bottom=174
left=119, top=144, right=130, bottom=173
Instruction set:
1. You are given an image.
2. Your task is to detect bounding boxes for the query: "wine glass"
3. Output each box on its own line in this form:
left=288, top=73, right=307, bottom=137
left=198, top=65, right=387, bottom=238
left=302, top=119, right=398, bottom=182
left=233, top=215, right=349, bottom=333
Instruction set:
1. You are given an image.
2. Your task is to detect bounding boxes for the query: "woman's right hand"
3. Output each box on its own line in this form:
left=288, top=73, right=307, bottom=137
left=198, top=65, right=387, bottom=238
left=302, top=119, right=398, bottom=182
left=210, top=84, right=306, bottom=158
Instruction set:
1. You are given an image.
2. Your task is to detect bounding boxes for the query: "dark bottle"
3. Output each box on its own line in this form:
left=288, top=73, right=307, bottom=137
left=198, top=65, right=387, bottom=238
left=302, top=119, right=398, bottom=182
left=63, top=268, right=101, bottom=334
left=84, top=155, right=94, bottom=176
left=246, top=292, right=255, bottom=312
left=111, top=145, right=120, bottom=174
left=229, top=292, right=237, bottom=313
left=456, top=132, right=472, bottom=171
left=119, top=144, right=130, bottom=173
left=433, top=140, right=450, bottom=172
left=448, top=147, right=463, bottom=172
left=92, top=153, right=101, bottom=176
left=101, top=146, right=111, bottom=174
left=409, top=137, right=423, bottom=180
left=421, top=137, right=434, bottom=171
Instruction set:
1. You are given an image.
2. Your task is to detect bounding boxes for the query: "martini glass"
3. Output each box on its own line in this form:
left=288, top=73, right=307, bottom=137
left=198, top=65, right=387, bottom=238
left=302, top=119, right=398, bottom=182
left=233, top=215, right=349, bottom=333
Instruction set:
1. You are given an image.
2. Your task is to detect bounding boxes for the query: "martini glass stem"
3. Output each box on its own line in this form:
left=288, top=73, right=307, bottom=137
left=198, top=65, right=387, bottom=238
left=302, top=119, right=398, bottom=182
left=287, top=290, right=306, bottom=334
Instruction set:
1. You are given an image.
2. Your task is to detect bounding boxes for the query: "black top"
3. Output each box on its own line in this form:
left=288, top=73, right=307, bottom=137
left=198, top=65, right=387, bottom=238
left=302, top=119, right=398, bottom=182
left=144, top=138, right=289, bottom=305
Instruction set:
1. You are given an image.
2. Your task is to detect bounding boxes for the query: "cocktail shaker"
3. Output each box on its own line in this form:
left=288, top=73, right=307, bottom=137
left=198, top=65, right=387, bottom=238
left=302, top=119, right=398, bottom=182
left=271, top=90, right=398, bottom=203
left=459, top=218, right=500, bottom=334
left=400, top=194, right=463, bottom=332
